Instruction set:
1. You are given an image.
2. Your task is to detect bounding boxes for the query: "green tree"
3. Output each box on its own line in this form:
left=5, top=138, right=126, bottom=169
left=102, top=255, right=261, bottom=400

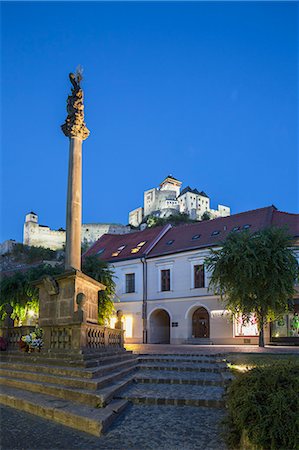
left=205, top=227, right=298, bottom=347
left=0, top=264, right=64, bottom=323
left=146, top=212, right=197, bottom=228
left=201, top=211, right=211, bottom=221
left=82, top=255, right=117, bottom=325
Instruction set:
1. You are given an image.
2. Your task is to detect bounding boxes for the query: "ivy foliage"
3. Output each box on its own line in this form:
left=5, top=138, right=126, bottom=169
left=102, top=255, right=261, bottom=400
left=0, top=264, right=64, bottom=322
left=205, top=227, right=298, bottom=346
left=82, top=255, right=117, bottom=325
left=224, top=361, right=299, bottom=449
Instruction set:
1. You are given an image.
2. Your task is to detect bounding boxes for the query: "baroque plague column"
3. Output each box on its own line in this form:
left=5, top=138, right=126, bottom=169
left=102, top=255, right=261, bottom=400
left=33, top=71, right=124, bottom=353
left=61, top=71, right=89, bottom=271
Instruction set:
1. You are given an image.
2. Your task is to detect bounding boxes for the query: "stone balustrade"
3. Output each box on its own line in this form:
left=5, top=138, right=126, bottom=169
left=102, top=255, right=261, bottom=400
left=2, top=325, right=36, bottom=350
left=1, top=323, right=124, bottom=353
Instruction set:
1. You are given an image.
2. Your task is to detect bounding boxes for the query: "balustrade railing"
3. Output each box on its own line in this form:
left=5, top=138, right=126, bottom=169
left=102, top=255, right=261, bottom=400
left=3, top=326, right=36, bottom=349
left=1, top=323, right=124, bottom=352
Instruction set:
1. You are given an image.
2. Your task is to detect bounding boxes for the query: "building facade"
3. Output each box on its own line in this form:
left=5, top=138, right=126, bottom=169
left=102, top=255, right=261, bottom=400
left=23, top=212, right=131, bottom=250
left=85, top=206, right=299, bottom=346
left=129, top=175, right=231, bottom=227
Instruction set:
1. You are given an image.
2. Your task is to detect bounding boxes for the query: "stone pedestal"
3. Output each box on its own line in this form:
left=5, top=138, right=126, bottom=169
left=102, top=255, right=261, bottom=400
left=34, top=270, right=124, bottom=353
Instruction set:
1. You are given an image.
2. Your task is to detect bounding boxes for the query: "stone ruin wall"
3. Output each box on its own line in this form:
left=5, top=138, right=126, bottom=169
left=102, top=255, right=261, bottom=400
left=24, top=221, right=131, bottom=251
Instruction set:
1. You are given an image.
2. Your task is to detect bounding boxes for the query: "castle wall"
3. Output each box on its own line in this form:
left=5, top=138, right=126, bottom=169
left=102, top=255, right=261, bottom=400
left=23, top=215, right=131, bottom=251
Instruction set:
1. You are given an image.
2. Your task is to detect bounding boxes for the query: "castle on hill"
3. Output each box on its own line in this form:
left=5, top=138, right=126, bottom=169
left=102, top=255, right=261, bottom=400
left=129, top=175, right=230, bottom=227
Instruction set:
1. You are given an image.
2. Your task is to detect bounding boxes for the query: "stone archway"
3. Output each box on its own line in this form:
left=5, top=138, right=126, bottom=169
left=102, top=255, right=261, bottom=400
left=149, top=309, right=170, bottom=344
left=192, top=307, right=210, bottom=338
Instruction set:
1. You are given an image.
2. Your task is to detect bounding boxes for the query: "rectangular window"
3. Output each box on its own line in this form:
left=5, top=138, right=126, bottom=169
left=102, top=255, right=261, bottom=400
left=125, top=273, right=135, bottom=293
left=194, top=265, right=205, bottom=288
left=161, top=269, right=170, bottom=291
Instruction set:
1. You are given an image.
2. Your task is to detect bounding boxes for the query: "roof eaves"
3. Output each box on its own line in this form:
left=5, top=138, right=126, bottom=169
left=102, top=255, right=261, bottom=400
left=146, top=242, right=221, bottom=259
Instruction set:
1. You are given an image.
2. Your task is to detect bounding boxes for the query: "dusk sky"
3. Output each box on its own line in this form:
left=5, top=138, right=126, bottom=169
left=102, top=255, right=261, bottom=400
left=1, top=1, right=298, bottom=243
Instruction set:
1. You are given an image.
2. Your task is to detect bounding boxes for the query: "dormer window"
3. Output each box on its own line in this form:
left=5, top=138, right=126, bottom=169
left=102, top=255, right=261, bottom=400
left=192, top=234, right=201, bottom=240
left=211, top=230, right=220, bottom=236
left=232, top=226, right=240, bottom=232
left=131, top=248, right=140, bottom=254
left=166, top=240, right=174, bottom=245
left=97, top=248, right=105, bottom=255
left=243, top=224, right=251, bottom=230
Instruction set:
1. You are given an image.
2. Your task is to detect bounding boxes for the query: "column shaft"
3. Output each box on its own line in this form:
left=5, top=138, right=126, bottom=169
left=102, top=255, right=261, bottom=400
left=65, top=137, right=82, bottom=270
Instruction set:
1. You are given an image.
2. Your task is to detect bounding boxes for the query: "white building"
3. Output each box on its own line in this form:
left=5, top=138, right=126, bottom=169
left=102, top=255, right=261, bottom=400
left=86, top=206, right=299, bottom=346
left=129, top=175, right=230, bottom=227
left=23, top=212, right=131, bottom=250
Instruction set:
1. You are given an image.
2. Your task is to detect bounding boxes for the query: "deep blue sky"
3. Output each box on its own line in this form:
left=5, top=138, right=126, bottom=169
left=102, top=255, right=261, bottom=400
left=1, top=1, right=298, bottom=243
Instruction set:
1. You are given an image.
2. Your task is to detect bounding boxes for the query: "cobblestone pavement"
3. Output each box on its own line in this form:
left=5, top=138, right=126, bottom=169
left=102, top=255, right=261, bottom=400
left=125, top=344, right=299, bottom=354
left=0, top=403, right=227, bottom=450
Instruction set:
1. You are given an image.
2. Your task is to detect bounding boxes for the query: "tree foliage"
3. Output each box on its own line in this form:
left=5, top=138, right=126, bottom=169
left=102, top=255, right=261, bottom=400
left=201, top=211, right=211, bottom=221
left=205, top=227, right=298, bottom=346
left=0, top=264, right=64, bottom=322
left=146, top=212, right=197, bottom=228
left=10, top=244, right=59, bottom=263
left=82, top=255, right=117, bottom=325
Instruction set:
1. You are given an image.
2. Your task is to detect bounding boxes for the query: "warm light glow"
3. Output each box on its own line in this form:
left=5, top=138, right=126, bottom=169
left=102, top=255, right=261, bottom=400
left=234, top=314, right=258, bottom=337
left=109, top=315, right=133, bottom=338
left=137, top=241, right=146, bottom=247
left=124, top=315, right=133, bottom=338
left=131, top=248, right=140, bottom=254
left=112, top=251, right=120, bottom=257
left=28, top=309, right=35, bottom=318
left=110, top=317, right=117, bottom=328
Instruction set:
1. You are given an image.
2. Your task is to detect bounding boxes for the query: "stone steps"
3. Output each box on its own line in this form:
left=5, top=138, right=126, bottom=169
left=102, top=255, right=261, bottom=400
left=0, top=351, right=230, bottom=435
left=0, top=356, right=139, bottom=379
left=138, top=355, right=224, bottom=364
left=0, top=364, right=137, bottom=391
left=0, top=385, right=129, bottom=437
left=117, top=353, right=228, bottom=410
left=0, top=350, right=133, bottom=368
left=134, top=369, right=225, bottom=386
left=117, top=382, right=225, bottom=408
left=0, top=371, right=135, bottom=408
left=138, top=362, right=228, bottom=373
left=0, top=348, right=139, bottom=435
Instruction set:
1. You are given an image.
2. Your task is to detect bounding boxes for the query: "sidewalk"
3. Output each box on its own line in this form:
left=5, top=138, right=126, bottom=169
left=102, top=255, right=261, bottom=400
left=125, top=343, right=299, bottom=354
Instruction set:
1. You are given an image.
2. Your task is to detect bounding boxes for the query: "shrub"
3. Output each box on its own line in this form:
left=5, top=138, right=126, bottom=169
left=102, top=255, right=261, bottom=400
left=224, top=361, right=299, bottom=450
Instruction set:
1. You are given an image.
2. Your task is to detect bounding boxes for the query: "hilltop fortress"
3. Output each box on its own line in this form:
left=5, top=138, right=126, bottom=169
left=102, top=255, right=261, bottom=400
left=129, top=175, right=230, bottom=227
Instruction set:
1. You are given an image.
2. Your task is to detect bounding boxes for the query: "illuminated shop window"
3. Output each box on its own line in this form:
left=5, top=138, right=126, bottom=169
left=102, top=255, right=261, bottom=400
left=234, top=314, right=259, bottom=337
left=271, top=313, right=299, bottom=338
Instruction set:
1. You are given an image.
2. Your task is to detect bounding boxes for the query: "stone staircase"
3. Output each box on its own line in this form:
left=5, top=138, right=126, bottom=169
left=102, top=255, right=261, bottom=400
left=0, top=350, right=139, bottom=436
left=0, top=351, right=231, bottom=436
left=116, top=354, right=230, bottom=409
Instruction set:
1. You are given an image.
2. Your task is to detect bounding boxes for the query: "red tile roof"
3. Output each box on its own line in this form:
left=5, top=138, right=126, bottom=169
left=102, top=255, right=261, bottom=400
left=147, top=206, right=299, bottom=258
left=83, top=206, right=298, bottom=263
left=271, top=210, right=299, bottom=237
left=83, top=225, right=170, bottom=262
